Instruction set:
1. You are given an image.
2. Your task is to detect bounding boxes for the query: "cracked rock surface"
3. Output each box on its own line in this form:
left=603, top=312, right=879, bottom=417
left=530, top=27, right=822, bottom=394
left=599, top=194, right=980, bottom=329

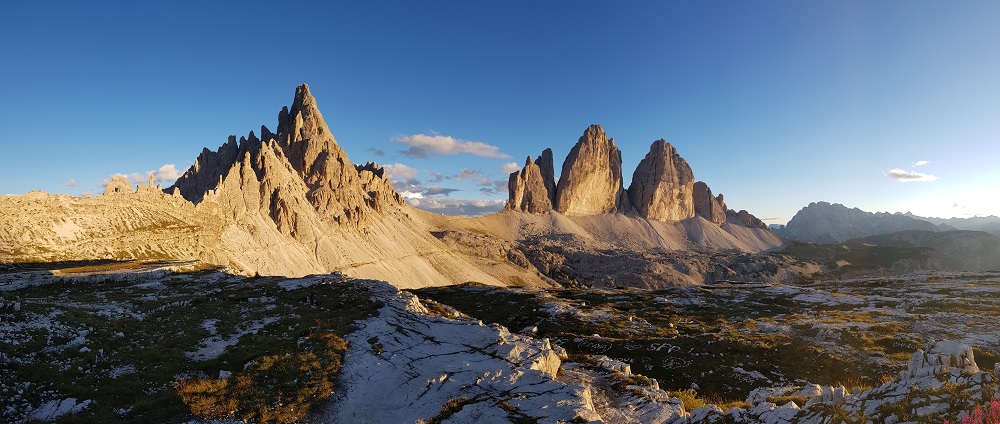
left=320, top=281, right=601, bottom=423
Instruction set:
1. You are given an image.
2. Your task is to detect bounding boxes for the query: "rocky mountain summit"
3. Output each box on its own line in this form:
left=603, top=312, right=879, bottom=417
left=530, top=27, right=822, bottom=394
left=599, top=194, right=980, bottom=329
left=628, top=139, right=696, bottom=221
left=555, top=125, right=629, bottom=216
left=506, top=125, right=766, bottom=229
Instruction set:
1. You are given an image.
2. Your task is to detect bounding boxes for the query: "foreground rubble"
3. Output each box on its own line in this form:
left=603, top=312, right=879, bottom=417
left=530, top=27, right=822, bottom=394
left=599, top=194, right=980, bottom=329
left=322, top=280, right=1000, bottom=423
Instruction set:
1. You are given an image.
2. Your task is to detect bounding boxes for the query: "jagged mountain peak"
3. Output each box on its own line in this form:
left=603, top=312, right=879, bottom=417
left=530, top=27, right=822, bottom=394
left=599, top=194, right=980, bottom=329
left=169, top=84, right=402, bottom=227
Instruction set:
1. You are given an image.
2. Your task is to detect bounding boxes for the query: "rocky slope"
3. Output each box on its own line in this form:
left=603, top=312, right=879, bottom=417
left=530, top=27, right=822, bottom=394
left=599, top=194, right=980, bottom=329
left=774, top=201, right=952, bottom=243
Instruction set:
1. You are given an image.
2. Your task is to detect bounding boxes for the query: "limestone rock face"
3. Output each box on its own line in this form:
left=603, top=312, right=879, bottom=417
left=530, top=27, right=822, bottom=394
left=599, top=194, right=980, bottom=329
left=555, top=125, right=627, bottom=216
left=535, top=148, right=557, bottom=205
left=627, top=140, right=695, bottom=221
left=170, top=135, right=241, bottom=203
left=506, top=150, right=556, bottom=214
left=693, top=181, right=727, bottom=225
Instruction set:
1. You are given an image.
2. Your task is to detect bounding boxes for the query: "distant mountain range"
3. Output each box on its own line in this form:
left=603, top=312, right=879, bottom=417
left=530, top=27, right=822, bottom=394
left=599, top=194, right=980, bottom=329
left=771, top=201, right=1000, bottom=243
left=771, top=201, right=1000, bottom=272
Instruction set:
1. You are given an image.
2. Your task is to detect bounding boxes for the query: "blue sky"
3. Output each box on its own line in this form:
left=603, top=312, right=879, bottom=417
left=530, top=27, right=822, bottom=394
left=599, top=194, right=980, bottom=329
left=2, top=1, right=998, bottom=223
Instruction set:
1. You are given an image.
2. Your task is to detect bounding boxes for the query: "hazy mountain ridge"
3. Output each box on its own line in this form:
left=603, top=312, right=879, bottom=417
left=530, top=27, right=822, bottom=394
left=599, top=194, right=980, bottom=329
left=904, top=213, right=1000, bottom=235
left=772, top=201, right=954, bottom=243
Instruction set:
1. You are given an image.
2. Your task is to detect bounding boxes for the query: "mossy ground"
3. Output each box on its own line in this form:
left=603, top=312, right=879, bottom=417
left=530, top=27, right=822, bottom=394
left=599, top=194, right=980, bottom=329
left=0, top=262, right=379, bottom=423
left=415, top=272, right=1000, bottom=404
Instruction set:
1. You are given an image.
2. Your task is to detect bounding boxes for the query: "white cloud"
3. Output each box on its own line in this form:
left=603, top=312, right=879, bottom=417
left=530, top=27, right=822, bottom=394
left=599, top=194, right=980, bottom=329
left=885, top=168, right=939, bottom=182
left=405, top=198, right=505, bottom=217
left=395, top=134, right=510, bottom=159
left=382, top=163, right=420, bottom=185
left=914, top=160, right=930, bottom=166
left=62, top=178, right=78, bottom=188
left=151, top=164, right=182, bottom=183
left=500, top=162, right=521, bottom=174
left=400, top=191, right=423, bottom=199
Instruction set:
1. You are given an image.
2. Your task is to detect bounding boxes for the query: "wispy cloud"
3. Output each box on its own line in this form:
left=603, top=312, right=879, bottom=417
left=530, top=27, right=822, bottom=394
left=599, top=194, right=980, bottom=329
left=382, top=163, right=420, bottom=186
left=455, top=169, right=484, bottom=181
left=885, top=168, right=939, bottom=182
left=395, top=134, right=510, bottom=159
left=913, top=160, right=930, bottom=166
left=405, top=197, right=505, bottom=217
left=500, top=162, right=521, bottom=174
left=366, top=147, right=385, bottom=157
left=423, top=186, right=461, bottom=196
left=427, top=171, right=445, bottom=183
left=62, top=178, right=78, bottom=188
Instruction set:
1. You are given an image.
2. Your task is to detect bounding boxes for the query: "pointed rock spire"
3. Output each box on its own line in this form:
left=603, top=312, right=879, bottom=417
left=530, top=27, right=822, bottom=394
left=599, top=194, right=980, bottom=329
left=536, top=148, right=557, bottom=206
left=627, top=139, right=695, bottom=221
left=276, top=83, right=339, bottom=176
left=693, top=181, right=727, bottom=225
left=555, top=125, right=627, bottom=216
left=506, top=154, right=555, bottom=214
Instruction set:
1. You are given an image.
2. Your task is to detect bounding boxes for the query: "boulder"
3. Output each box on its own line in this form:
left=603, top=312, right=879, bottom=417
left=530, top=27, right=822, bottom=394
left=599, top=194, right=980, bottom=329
left=555, top=125, right=628, bottom=216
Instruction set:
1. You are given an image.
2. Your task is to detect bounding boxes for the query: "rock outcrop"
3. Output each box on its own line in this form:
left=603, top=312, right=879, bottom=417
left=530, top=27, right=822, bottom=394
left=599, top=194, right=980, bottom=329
left=693, top=181, right=727, bottom=225
left=555, top=125, right=628, bottom=216
left=506, top=150, right=557, bottom=214
left=102, top=175, right=133, bottom=195
left=323, top=281, right=602, bottom=423
left=627, top=139, right=695, bottom=221
left=728, top=209, right=767, bottom=229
